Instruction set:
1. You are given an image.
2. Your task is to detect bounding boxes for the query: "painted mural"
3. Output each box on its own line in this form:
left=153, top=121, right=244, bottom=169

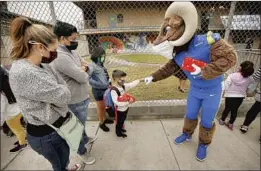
left=98, top=33, right=157, bottom=53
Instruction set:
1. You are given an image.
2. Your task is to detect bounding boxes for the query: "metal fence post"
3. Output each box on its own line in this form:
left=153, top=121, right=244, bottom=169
left=224, top=1, right=237, bottom=41
left=49, top=1, right=56, bottom=25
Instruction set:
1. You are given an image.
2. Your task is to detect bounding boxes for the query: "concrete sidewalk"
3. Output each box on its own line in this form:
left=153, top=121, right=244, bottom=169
left=1, top=117, right=260, bottom=170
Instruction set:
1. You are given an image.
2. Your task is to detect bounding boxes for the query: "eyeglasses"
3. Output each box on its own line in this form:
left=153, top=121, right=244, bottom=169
left=28, top=40, right=56, bottom=52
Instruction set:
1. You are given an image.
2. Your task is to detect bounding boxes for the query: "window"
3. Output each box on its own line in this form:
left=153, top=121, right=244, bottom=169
left=117, top=14, right=124, bottom=23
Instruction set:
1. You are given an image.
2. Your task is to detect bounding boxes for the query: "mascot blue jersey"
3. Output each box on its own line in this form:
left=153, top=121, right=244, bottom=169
left=174, top=33, right=223, bottom=89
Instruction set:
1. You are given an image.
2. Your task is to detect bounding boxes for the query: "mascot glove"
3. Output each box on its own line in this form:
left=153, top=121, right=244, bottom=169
left=152, top=41, right=174, bottom=60
left=144, top=76, right=153, bottom=85
left=191, top=64, right=202, bottom=79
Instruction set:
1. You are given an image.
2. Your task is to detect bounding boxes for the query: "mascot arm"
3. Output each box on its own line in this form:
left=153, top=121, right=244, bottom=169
left=201, top=39, right=237, bottom=80
left=151, top=60, right=179, bottom=82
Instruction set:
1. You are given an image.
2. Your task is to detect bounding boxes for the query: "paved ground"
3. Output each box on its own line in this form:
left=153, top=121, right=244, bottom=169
left=1, top=117, right=260, bottom=170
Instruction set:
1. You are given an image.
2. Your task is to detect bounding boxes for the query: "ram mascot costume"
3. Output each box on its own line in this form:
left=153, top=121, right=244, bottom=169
left=144, top=2, right=237, bottom=161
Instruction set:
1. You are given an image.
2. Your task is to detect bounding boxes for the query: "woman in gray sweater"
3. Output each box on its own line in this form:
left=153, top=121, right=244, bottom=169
left=9, top=17, right=78, bottom=171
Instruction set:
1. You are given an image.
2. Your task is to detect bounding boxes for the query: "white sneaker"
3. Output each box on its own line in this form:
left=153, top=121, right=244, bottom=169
left=78, top=153, right=96, bottom=165
left=86, top=135, right=98, bottom=146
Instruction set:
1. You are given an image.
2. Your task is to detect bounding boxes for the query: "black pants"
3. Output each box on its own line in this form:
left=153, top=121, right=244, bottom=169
left=116, top=109, right=128, bottom=136
left=243, top=101, right=261, bottom=126
left=221, top=97, right=244, bottom=124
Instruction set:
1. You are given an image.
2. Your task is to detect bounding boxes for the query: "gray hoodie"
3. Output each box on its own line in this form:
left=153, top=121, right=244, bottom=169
left=51, top=45, right=89, bottom=104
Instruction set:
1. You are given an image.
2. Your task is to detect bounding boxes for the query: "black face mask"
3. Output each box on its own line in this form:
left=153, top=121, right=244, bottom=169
left=66, top=41, right=78, bottom=51
left=41, top=51, right=57, bottom=63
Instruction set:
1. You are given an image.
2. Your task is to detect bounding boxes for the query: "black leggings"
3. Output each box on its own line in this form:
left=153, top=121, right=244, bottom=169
left=221, top=97, right=244, bottom=124
left=243, top=101, right=261, bottom=126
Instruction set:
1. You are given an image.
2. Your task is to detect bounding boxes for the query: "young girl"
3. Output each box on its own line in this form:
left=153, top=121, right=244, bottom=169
left=1, top=65, right=27, bottom=152
left=111, top=70, right=141, bottom=138
left=219, top=61, right=255, bottom=130
left=88, top=46, right=113, bottom=132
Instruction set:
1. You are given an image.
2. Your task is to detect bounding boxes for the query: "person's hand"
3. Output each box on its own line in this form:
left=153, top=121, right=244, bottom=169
left=81, top=61, right=88, bottom=67
left=144, top=76, right=153, bottom=85
left=191, top=64, right=202, bottom=79
left=129, top=97, right=135, bottom=104
left=81, top=66, right=87, bottom=72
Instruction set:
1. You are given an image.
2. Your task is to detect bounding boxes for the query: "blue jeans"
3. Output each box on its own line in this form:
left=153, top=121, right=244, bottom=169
left=185, top=85, right=222, bottom=128
left=68, top=98, right=89, bottom=155
left=27, top=131, right=70, bottom=171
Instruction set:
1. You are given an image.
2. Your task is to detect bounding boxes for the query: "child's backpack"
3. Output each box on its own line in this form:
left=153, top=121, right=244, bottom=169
left=104, top=86, right=124, bottom=117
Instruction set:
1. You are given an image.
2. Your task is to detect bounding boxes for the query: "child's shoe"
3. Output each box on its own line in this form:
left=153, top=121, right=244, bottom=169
left=196, top=144, right=208, bottom=162
left=117, top=133, right=127, bottom=138
left=226, top=123, right=233, bottom=130
left=240, top=125, right=248, bottom=133
left=174, top=133, right=192, bottom=145
left=218, top=119, right=225, bottom=125
left=122, top=129, right=127, bottom=133
left=104, top=119, right=114, bottom=124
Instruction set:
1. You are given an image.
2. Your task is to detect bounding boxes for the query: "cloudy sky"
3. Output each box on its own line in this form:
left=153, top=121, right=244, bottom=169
left=7, top=1, right=84, bottom=30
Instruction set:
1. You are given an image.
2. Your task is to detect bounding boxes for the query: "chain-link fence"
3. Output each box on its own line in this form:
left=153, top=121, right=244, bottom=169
left=1, top=1, right=260, bottom=101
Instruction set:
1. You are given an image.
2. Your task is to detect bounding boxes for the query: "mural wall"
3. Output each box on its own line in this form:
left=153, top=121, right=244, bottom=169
left=98, top=33, right=157, bottom=53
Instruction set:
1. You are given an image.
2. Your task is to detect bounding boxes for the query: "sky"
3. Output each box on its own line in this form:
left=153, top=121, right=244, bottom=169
left=7, top=1, right=84, bottom=30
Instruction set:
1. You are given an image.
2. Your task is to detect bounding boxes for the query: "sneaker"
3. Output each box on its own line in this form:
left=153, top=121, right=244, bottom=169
left=10, top=144, right=27, bottom=153
left=240, top=125, right=248, bottom=134
left=174, top=133, right=192, bottom=145
left=104, top=119, right=114, bottom=124
left=14, top=139, right=27, bottom=146
left=218, top=119, right=225, bottom=125
left=99, top=122, right=110, bottom=132
left=78, top=152, right=96, bottom=165
left=196, top=144, right=208, bottom=162
left=67, top=164, right=82, bottom=171
left=226, top=123, right=233, bottom=130
left=117, top=133, right=127, bottom=138
left=86, top=135, right=98, bottom=146
left=122, top=129, right=127, bottom=133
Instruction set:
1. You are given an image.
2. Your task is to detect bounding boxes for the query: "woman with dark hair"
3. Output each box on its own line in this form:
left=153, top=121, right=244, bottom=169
left=219, top=61, right=255, bottom=130
left=1, top=65, right=27, bottom=152
left=88, top=46, right=113, bottom=132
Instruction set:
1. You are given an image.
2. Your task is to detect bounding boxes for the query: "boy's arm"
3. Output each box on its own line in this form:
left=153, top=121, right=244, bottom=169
left=124, top=80, right=140, bottom=91
left=111, top=90, right=129, bottom=107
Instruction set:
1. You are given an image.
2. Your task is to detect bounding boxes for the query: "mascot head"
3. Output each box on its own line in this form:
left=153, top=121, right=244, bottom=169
left=153, top=2, right=198, bottom=59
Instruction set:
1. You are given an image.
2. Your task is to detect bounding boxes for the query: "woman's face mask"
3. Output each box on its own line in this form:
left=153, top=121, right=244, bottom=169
left=29, top=41, right=57, bottom=63
left=41, top=50, right=57, bottom=63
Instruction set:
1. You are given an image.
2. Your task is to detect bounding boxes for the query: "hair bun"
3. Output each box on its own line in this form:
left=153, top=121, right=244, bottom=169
left=10, top=17, right=32, bottom=41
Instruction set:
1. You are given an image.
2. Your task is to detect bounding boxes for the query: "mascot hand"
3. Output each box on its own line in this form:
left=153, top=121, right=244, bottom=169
left=152, top=41, right=174, bottom=60
left=191, top=64, right=202, bottom=79
left=144, top=76, right=153, bottom=85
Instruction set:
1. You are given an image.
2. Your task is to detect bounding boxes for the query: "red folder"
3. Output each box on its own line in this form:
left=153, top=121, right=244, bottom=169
left=117, top=93, right=136, bottom=103
left=181, top=57, right=207, bottom=72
